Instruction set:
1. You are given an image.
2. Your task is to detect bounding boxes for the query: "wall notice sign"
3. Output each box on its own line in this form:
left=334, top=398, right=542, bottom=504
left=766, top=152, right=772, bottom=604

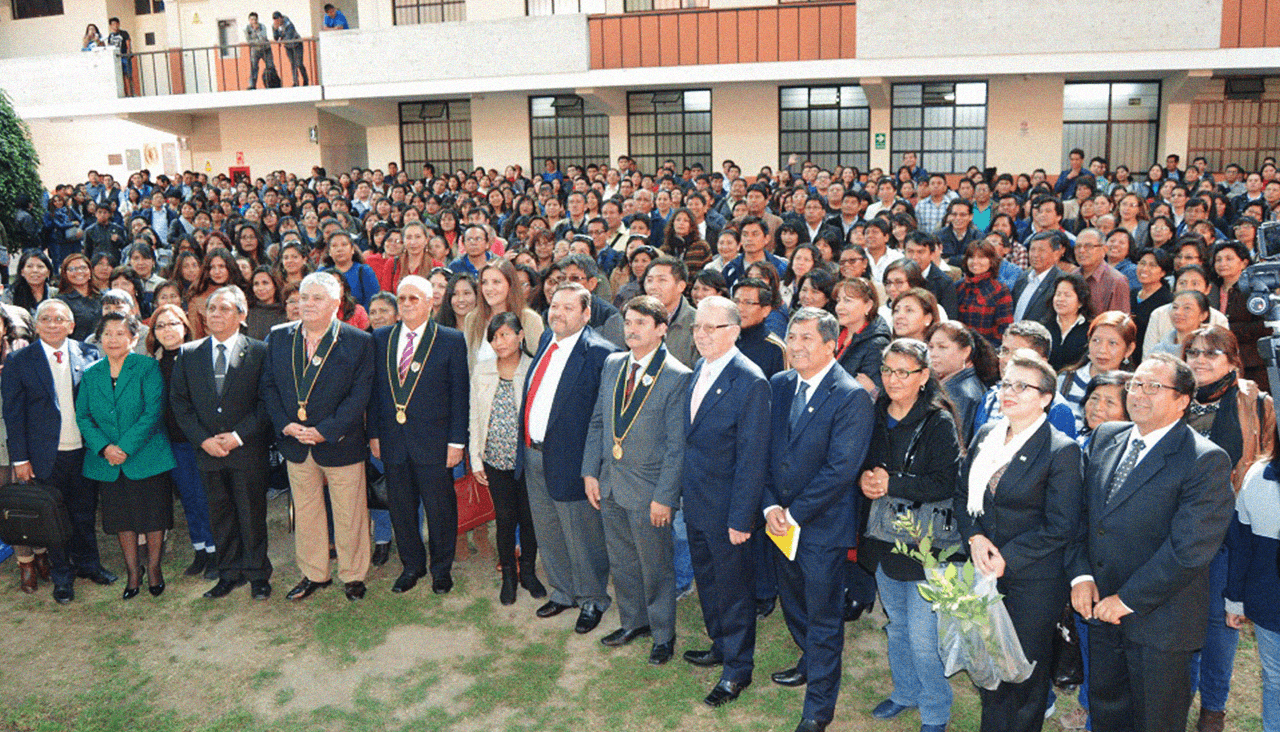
left=875, top=133, right=886, bottom=150
left=236, top=152, right=245, bottom=165
left=205, top=160, right=213, bottom=172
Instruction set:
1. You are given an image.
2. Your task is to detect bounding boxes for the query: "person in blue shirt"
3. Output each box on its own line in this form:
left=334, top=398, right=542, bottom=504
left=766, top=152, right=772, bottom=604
left=721, top=217, right=787, bottom=290
left=323, top=231, right=379, bottom=310
left=322, top=3, right=349, bottom=30
left=447, top=225, right=496, bottom=277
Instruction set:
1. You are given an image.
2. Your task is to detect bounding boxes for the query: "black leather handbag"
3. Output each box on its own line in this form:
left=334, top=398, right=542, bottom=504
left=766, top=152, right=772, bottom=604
left=0, top=482, right=71, bottom=548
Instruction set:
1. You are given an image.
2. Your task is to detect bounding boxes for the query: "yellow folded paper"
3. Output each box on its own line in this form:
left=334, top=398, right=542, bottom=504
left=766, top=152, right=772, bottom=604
left=768, top=521, right=800, bottom=561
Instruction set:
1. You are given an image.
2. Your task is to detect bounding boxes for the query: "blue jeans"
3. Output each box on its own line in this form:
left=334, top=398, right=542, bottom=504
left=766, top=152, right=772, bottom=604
left=371, top=509, right=393, bottom=544
left=877, top=566, right=953, bottom=726
left=1256, top=624, right=1280, bottom=732
left=170, top=441, right=214, bottom=550
left=672, top=507, right=693, bottom=594
left=1189, top=545, right=1239, bottom=712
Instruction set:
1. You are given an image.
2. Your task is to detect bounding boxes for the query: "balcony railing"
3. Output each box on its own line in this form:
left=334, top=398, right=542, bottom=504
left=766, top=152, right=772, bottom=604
left=124, top=39, right=319, bottom=97
left=588, top=1, right=856, bottom=69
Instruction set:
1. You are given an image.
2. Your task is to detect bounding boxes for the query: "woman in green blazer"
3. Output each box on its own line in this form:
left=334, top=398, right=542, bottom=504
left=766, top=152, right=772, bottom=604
left=75, top=311, right=177, bottom=600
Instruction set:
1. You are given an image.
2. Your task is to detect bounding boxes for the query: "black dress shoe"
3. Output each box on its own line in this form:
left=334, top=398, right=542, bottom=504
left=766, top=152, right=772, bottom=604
left=574, top=605, right=604, bottom=634
left=519, top=567, right=547, bottom=599
left=682, top=649, right=725, bottom=667
left=52, top=584, right=74, bottom=604
left=250, top=580, right=272, bottom=600
left=122, top=585, right=140, bottom=600
left=536, top=600, right=575, bottom=618
left=600, top=625, right=651, bottom=647
left=148, top=580, right=165, bottom=597
left=204, top=578, right=246, bottom=599
left=771, top=666, right=808, bottom=687
left=756, top=597, right=776, bottom=618
left=794, top=719, right=829, bottom=732
left=183, top=552, right=207, bottom=576
left=371, top=543, right=391, bottom=567
left=344, top=581, right=366, bottom=601
left=499, top=569, right=518, bottom=606
left=431, top=573, right=453, bottom=595
left=286, top=577, right=332, bottom=601
left=704, top=679, right=749, bottom=708
left=77, top=567, right=118, bottom=585
left=392, top=571, right=422, bottom=594
left=202, top=552, right=219, bottom=580
left=649, top=640, right=675, bottom=665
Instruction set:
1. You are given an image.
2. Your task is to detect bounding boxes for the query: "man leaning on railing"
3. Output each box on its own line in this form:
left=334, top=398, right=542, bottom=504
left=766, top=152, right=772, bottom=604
left=272, top=12, right=309, bottom=87
left=244, top=12, right=278, bottom=90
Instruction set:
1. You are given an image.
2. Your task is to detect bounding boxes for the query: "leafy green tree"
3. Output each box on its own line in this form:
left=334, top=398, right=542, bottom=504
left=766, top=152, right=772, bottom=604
left=0, top=89, right=43, bottom=249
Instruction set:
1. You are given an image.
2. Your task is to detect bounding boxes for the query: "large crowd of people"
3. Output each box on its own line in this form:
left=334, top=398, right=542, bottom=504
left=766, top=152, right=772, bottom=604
left=2, top=148, right=1279, bottom=732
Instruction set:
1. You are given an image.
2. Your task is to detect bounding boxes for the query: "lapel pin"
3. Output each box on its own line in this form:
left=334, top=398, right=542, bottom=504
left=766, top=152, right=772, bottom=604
left=1019, top=455, right=1026, bottom=461
left=807, top=406, right=814, bottom=413
left=642, top=374, right=653, bottom=386
left=715, top=388, right=721, bottom=394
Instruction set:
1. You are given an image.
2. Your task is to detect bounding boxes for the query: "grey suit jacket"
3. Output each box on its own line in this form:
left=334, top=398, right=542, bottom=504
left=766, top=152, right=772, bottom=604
left=1011, top=265, right=1065, bottom=323
left=582, top=348, right=692, bottom=511
left=663, top=299, right=698, bottom=369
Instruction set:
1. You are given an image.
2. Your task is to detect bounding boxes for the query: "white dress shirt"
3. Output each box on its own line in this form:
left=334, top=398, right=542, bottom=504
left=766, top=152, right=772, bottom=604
left=525, top=327, right=583, bottom=444
left=690, top=346, right=738, bottom=421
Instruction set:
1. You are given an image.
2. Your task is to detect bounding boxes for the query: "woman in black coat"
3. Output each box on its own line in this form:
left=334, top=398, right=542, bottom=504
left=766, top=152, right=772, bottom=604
left=834, top=278, right=890, bottom=395
left=956, top=350, right=1083, bottom=732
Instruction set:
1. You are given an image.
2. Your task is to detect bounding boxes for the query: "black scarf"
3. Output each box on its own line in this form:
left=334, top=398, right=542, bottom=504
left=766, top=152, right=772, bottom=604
left=1194, top=371, right=1243, bottom=468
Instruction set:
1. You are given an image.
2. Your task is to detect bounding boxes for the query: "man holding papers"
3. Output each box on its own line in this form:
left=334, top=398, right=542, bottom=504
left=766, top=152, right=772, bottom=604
left=763, top=307, right=874, bottom=732
left=680, top=296, right=771, bottom=707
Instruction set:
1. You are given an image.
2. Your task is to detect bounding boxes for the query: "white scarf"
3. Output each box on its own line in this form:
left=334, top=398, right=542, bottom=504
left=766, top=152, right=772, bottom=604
left=967, top=415, right=1046, bottom=516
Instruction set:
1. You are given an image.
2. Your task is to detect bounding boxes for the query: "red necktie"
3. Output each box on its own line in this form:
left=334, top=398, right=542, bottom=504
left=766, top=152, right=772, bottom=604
left=625, top=362, right=640, bottom=402
left=53, top=351, right=63, bottom=364
left=523, top=342, right=559, bottom=445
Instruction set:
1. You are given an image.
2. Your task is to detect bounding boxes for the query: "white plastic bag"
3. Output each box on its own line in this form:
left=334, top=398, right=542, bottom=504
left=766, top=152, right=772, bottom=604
left=928, top=567, right=1036, bottom=690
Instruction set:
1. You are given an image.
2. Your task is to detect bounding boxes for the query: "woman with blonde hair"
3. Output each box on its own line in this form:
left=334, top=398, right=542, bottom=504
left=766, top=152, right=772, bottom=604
left=460, top=259, right=543, bottom=367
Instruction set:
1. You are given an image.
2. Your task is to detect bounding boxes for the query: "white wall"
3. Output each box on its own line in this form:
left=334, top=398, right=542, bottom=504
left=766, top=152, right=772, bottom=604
left=857, top=0, right=1221, bottom=59
left=366, top=123, right=401, bottom=172
left=986, top=75, right=1065, bottom=176
left=27, top=116, right=182, bottom=186
left=186, top=103, right=321, bottom=177
left=712, top=82, right=778, bottom=174
left=0, top=52, right=118, bottom=107
left=471, top=92, right=531, bottom=172
left=168, top=0, right=316, bottom=49
left=0, top=0, right=112, bottom=58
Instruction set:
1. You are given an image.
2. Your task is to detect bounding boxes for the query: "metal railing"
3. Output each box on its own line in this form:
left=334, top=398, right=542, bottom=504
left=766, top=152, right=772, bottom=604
left=123, top=38, right=319, bottom=97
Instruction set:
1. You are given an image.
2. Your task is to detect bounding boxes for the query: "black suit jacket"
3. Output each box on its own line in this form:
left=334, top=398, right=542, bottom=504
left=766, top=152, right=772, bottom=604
left=924, top=265, right=959, bottom=320
left=1, top=339, right=98, bottom=480
left=368, top=321, right=469, bottom=466
left=1067, top=420, right=1235, bottom=651
left=956, top=420, right=1082, bottom=581
left=1011, top=266, right=1064, bottom=324
left=169, top=336, right=271, bottom=471
left=260, top=320, right=374, bottom=467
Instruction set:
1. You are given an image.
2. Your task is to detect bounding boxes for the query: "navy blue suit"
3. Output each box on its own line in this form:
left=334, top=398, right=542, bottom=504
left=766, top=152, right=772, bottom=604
left=763, top=364, right=874, bottom=723
left=369, top=321, right=469, bottom=580
left=683, top=350, right=771, bottom=684
left=1, top=339, right=103, bottom=586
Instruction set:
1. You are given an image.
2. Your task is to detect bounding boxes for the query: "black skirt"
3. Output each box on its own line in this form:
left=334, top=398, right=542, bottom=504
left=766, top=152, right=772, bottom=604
left=100, top=472, right=174, bottom=534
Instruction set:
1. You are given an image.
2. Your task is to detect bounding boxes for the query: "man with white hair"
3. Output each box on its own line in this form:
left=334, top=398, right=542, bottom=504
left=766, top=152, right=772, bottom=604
left=368, top=275, right=470, bottom=595
left=261, top=272, right=375, bottom=602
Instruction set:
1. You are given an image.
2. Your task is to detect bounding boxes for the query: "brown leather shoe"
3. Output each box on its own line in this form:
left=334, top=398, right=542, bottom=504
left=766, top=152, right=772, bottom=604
left=33, top=553, right=51, bottom=581
left=19, top=561, right=37, bottom=594
left=1196, top=708, right=1225, bottom=732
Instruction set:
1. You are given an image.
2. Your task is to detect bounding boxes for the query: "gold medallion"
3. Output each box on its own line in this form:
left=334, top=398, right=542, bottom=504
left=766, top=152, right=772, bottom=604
left=311, top=356, right=322, bottom=366
left=297, top=406, right=307, bottom=421
left=410, top=361, right=421, bottom=372
left=612, top=443, right=624, bottom=460
left=395, top=409, right=407, bottom=424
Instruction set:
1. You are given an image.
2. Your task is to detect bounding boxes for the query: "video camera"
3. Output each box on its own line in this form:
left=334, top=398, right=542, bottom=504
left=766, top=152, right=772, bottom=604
left=1239, top=225, right=1280, bottom=392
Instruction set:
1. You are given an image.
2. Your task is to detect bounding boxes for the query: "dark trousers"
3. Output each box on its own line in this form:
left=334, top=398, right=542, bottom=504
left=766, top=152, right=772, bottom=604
left=43, top=448, right=100, bottom=586
left=248, top=46, right=275, bottom=88
left=284, top=43, right=308, bottom=85
left=202, top=464, right=271, bottom=581
left=689, top=521, right=757, bottom=684
left=386, top=460, right=455, bottom=579
left=484, top=463, right=536, bottom=573
left=979, top=576, right=1065, bottom=732
left=753, top=528, right=777, bottom=601
left=1088, top=622, right=1194, bottom=732
left=776, top=540, right=846, bottom=722
left=845, top=557, right=877, bottom=606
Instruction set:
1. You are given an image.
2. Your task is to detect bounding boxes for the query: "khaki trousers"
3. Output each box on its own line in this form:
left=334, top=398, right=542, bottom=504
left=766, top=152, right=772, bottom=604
left=288, top=453, right=369, bottom=583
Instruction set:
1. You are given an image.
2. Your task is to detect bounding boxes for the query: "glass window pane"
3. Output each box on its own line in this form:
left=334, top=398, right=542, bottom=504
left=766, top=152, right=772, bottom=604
left=684, top=89, right=711, bottom=111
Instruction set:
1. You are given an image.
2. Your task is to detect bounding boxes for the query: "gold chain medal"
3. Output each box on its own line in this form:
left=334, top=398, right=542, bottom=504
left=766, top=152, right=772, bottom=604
left=610, top=347, right=667, bottom=461
left=386, top=321, right=437, bottom=427
left=292, top=322, right=338, bottom=423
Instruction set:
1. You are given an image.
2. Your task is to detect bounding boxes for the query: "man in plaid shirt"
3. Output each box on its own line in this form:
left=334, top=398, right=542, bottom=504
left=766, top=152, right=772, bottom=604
left=914, top=173, right=955, bottom=233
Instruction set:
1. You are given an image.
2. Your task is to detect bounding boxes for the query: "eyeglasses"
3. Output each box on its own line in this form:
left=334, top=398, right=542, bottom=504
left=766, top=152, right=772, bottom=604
left=691, top=324, right=734, bottom=335
left=732, top=298, right=762, bottom=307
left=1125, top=379, right=1180, bottom=395
left=66, top=266, right=90, bottom=274
left=879, top=365, right=925, bottom=380
left=998, top=380, right=1044, bottom=394
left=1184, top=348, right=1226, bottom=359
left=37, top=316, right=71, bottom=325
left=153, top=321, right=184, bottom=331
left=839, top=256, right=866, bottom=265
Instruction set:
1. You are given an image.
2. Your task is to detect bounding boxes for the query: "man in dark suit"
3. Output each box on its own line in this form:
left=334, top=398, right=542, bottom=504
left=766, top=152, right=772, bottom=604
left=1011, top=231, right=1067, bottom=323
left=1068, top=353, right=1235, bottom=732
left=903, top=232, right=959, bottom=317
left=169, top=286, right=273, bottom=600
left=681, top=295, right=771, bottom=708
left=261, top=272, right=375, bottom=602
left=583, top=295, right=691, bottom=665
left=1, top=299, right=112, bottom=603
left=763, top=307, right=874, bottom=732
left=518, top=282, right=620, bottom=634
left=369, top=275, right=469, bottom=595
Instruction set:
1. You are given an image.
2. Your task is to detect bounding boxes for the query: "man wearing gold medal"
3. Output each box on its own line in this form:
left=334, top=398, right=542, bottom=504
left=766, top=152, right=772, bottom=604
left=368, top=275, right=469, bottom=595
left=261, top=271, right=375, bottom=602
left=583, top=295, right=691, bottom=665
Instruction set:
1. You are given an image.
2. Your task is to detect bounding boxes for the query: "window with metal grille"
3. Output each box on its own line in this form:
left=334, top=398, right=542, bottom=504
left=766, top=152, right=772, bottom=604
left=779, top=85, right=870, bottom=173
left=399, top=101, right=473, bottom=178
left=624, top=0, right=708, bottom=10
left=134, top=0, right=164, bottom=15
left=393, top=0, right=465, bottom=24
left=1062, top=82, right=1161, bottom=171
left=891, top=82, right=986, bottom=176
left=530, top=96, right=610, bottom=173
left=627, top=89, right=711, bottom=175
left=1189, top=82, right=1280, bottom=172
left=527, top=0, right=605, bottom=14
left=12, top=0, right=63, bottom=19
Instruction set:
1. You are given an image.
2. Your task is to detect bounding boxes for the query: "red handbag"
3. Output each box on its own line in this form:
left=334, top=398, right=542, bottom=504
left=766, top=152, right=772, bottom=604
left=455, top=471, right=495, bottom=533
